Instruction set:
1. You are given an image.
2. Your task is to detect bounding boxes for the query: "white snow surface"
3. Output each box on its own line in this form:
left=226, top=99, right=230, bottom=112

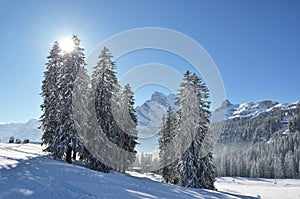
left=0, top=143, right=271, bottom=199
left=216, top=177, right=300, bottom=199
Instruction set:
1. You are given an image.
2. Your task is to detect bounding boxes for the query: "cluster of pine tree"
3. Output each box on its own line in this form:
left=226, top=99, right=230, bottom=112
left=158, top=71, right=216, bottom=190
left=132, top=153, right=160, bottom=172
left=215, top=129, right=300, bottom=178
left=213, top=106, right=300, bottom=178
left=40, top=35, right=137, bottom=172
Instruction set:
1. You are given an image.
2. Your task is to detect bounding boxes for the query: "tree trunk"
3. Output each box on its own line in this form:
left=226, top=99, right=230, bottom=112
left=66, top=146, right=72, bottom=164
left=72, top=149, right=76, bottom=160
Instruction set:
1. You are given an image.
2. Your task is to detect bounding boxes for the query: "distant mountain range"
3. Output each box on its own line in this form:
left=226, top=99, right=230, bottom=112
left=0, top=119, right=42, bottom=143
left=212, top=99, right=299, bottom=144
left=135, top=92, right=299, bottom=153
left=212, top=99, right=299, bottom=122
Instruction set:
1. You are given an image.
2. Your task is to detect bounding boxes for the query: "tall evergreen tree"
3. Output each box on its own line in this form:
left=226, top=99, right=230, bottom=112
left=88, top=47, right=121, bottom=171
left=72, top=50, right=91, bottom=161
left=40, top=41, right=62, bottom=153
left=85, top=92, right=111, bottom=172
left=176, top=71, right=200, bottom=187
left=191, top=73, right=216, bottom=190
left=284, top=150, right=294, bottom=178
left=54, top=35, right=86, bottom=163
left=274, top=156, right=284, bottom=179
left=91, top=47, right=119, bottom=143
left=158, top=106, right=177, bottom=183
left=175, top=71, right=216, bottom=189
left=116, top=84, right=138, bottom=172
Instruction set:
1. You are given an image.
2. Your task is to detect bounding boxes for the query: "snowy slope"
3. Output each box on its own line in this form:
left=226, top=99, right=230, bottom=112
left=0, top=143, right=259, bottom=199
left=0, top=119, right=42, bottom=143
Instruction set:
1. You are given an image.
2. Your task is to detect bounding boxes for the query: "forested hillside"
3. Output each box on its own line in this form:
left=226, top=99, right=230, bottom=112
left=212, top=100, right=300, bottom=178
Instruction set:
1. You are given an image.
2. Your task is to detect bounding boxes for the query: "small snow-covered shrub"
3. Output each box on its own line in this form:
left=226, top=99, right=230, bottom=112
left=9, top=136, right=14, bottom=143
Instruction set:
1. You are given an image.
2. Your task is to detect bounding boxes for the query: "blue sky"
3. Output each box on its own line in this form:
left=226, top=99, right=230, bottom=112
left=0, top=0, right=299, bottom=123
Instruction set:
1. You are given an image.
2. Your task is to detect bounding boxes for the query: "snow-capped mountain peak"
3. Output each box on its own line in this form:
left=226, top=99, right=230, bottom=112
left=135, top=92, right=177, bottom=153
left=136, top=92, right=176, bottom=127
left=229, top=100, right=278, bottom=119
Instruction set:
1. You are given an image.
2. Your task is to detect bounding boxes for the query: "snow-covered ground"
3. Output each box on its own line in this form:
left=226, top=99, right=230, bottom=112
left=216, top=177, right=300, bottom=199
left=0, top=143, right=299, bottom=198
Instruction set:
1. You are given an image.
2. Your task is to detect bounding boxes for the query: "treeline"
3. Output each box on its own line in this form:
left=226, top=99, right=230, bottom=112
left=214, top=106, right=300, bottom=178
left=40, top=35, right=137, bottom=172
left=132, top=153, right=160, bottom=173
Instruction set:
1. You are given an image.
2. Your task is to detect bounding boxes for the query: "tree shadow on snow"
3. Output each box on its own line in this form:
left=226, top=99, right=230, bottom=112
left=0, top=156, right=259, bottom=199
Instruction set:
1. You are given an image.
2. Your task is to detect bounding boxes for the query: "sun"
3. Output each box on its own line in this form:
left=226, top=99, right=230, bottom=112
left=59, top=37, right=75, bottom=53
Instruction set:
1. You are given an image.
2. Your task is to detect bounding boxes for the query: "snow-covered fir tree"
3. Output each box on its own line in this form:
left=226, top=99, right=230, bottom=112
left=174, top=71, right=215, bottom=189
left=53, top=35, right=86, bottom=163
left=88, top=47, right=118, bottom=171
left=40, top=41, right=62, bottom=153
left=284, top=150, right=294, bottom=178
left=85, top=95, right=110, bottom=172
left=191, top=73, right=216, bottom=190
left=158, top=106, right=178, bottom=184
left=88, top=47, right=138, bottom=172
left=91, top=47, right=119, bottom=143
left=274, top=156, right=284, bottom=179
left=72, top=47, right=91, bottom=161
left=116, top=84, right=138, bottom=172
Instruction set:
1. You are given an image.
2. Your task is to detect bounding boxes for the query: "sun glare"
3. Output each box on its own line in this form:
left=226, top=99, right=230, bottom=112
left=59, top=37, right=75, bottom=53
